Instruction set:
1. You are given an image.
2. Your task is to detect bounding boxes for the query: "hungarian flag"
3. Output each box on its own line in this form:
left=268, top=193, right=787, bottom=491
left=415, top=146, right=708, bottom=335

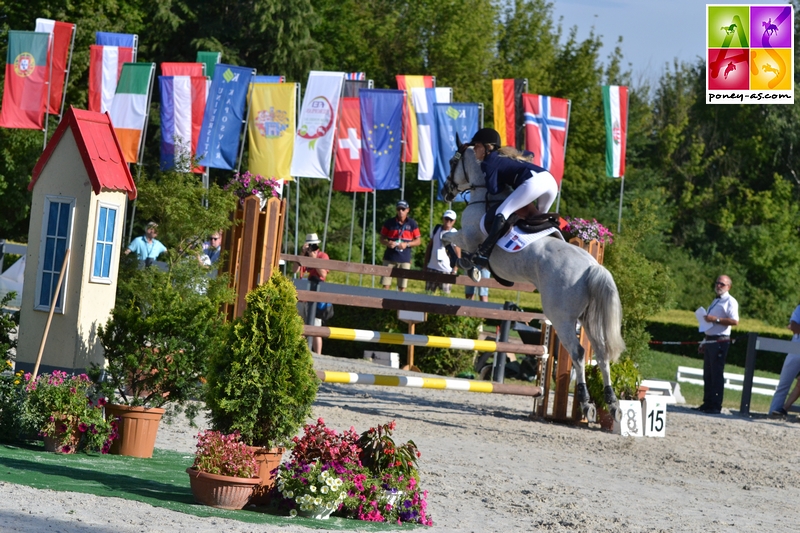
left=34, top=19, right=75, bottom=116
left=109, top=62, right=155, bottom=163
left=88, top=45, right=134, bottom=113
left=602, top=85, right=628, bottom=178
left=492, top=79, right=525, bottom=149
left=161, top=62, right=205, bottom=76
left=395, top=74, right=433, bottom=163
left=0, top=31, right=50, bottom=129
left=333, top=97, right=371, bottom=192
left=523, top=93, right=570, bottom=185
left=159, top=75, right=208, bottom=172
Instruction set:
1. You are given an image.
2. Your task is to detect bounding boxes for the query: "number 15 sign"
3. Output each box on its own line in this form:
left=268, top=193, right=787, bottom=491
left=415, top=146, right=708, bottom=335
left=643, top=397, right=667, bottom=438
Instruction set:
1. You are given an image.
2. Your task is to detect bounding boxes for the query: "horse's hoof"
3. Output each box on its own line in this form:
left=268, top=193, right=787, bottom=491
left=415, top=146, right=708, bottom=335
left=583, top=404, right=597, bottom=423
left=470, top=268, right=482, bottom=282
left=610, top=405, right=623, bottom=422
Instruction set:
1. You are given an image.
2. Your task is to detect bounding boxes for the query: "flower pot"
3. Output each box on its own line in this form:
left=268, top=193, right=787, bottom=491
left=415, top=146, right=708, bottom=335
left=298, top=504, right=335, bottom=520
left=597, top=407, right=615, bottom=432
left=248, top=446, right=285, bottom=505
left=637, top=386, right=649, bottom=401
left=43, top=420, right=80, bottom=454
left=105, top=404, right=165, bottom=458
left=383, top=489, right=404, bottom=508
left=186, top=468, right=260, bottom=510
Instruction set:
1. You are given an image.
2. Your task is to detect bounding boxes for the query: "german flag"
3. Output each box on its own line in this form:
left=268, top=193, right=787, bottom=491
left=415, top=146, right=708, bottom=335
left=492, top=79, right=526, bottom=149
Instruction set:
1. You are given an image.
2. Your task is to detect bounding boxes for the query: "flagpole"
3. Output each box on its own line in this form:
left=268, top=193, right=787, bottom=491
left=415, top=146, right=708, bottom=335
left=295, top=177, right=300, bottom=256
left=372, top=190, right=376, bottom=288
left=346, top=192, right=356, bottom=284
left=235, top=69, right=256, bottom=174
left=429, top=180, right=434, bottom=238
left=58, top=24, right=76, bottom=121
left=400, top=89, right=407, bottom=200
left=126, top=63, right=156, bottom=244
left=43, top=35, right=54, bottom=151
left=360, top=192, right=368, bottom=286
left=554, top=99, right=572, bottom=214
left=616, top=89, right=630, bottom=234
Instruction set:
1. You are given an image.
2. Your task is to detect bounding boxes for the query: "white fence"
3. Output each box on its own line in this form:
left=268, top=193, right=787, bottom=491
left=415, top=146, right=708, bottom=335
left=676, top=366, right=779, bottom=396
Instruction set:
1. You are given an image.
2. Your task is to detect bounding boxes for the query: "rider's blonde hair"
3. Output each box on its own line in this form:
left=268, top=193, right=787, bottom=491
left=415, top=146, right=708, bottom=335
left=497, top=145, right=534, bottom=162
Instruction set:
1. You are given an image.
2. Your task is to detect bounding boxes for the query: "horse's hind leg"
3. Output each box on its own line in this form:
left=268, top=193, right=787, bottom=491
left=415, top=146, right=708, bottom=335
left=554, top=321, right=597, bottom=422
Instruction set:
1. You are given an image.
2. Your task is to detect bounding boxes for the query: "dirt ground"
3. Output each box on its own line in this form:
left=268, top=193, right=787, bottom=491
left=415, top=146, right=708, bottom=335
left=1, top=353, right=799, bottom=532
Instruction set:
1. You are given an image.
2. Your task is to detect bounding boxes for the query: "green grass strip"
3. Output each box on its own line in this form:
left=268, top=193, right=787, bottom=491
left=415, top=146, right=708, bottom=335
left=0, top=443, right=410, bottom=530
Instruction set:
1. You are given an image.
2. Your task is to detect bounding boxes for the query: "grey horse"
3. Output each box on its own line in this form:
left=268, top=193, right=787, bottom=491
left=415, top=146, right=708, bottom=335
left=441, top=141, right=625, bottom=422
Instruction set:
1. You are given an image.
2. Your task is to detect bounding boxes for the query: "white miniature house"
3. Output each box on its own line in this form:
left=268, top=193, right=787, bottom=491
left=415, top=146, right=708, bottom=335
left=16, top=107, right=137, bottom=374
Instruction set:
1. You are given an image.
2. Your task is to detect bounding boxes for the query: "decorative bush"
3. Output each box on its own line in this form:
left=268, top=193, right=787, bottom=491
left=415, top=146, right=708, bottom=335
left=0, top=361, right=25, bottom=443
left=562, top=217, right=614, bottom=244
left=415, top=314, right=483, bottom=375
left=190, top=430, right=258, bottom=479
left=225, top=171, right=280, bottom=205
left=585, top=358, right=642, bottom=413
left=205, top=272, right=317, bottom=448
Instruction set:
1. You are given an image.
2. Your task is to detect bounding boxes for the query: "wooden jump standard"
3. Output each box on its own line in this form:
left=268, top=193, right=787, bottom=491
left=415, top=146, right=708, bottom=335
left=304, top=325, right=547, bottom=356
left=315, top=370, right=542, bottom=398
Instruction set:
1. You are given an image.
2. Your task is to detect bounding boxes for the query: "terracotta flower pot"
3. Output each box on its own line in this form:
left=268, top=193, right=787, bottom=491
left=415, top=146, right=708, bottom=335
left=186, top=468, right=260, bottom=510
left=105, top=404, right=165, bottom=458
left=597, top=408, right=615, bottom=433
left=248, top=446, right=285, bottom=505
left=43, top=420, right=80, bottom=454
left=637, top=386, right=649, bottom=401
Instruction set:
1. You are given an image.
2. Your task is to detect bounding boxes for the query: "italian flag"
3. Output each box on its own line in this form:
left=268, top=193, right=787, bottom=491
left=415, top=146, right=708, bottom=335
left=602, top=85, right=628, bottom=178
left=109, top=62, right=154, bottom=163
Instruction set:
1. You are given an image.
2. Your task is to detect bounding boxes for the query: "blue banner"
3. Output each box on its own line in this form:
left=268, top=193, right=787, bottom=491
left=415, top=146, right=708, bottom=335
left=434, top=103, right=479, bottom=201
left=359, top=89, right=403, bottom=191
left=196, top=64, right=254, bottom=170
left=254, top=75, right=283, bottom=83
left=95, top=31, right=136, bottom=47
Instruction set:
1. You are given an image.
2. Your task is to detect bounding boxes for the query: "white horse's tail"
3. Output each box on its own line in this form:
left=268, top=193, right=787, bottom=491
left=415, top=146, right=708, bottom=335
left=583, top=265, right=625, bottom=363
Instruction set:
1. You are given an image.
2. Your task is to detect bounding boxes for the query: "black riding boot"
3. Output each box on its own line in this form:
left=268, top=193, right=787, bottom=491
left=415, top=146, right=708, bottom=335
left=471, top=214, right=508, bottom=268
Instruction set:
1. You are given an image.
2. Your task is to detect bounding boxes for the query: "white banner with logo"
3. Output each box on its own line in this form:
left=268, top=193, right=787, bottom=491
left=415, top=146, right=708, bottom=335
left=290, top=71, right=345, bottom=178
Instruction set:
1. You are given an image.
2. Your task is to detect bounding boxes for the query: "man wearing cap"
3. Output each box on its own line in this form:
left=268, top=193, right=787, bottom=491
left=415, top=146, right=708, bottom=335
left=379, top=200, right=421, bottom=291
left=292, top=233, right=330, bottom=355
left=125, top=221, right=167, bottom=267
left=423, top=210, right=459, bottom=294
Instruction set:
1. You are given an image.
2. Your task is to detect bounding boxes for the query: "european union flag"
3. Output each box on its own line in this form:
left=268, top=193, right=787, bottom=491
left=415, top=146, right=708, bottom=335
left=434, top=103, right=479, bottom=200
left=359, top=89, right=403, bottom=190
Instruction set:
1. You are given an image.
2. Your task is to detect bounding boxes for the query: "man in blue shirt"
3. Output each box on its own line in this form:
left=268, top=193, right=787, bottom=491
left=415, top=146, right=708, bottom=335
left=125, top=221, right=167, bottom=267
left=378, top=200, right=421, bottom=291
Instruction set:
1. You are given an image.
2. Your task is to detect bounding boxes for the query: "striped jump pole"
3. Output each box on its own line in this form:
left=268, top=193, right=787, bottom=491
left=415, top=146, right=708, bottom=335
left=303, top=325, right=547, bottom=356
left=316, top=370, right=542, bottom=397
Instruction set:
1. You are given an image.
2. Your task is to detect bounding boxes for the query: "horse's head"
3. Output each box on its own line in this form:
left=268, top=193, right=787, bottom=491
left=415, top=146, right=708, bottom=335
left=442, top=134, right=482, bottom=202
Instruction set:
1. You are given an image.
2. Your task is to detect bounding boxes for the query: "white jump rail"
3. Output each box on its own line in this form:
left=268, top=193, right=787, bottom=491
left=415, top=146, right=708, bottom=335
left=677, top=365, right=779, bottom=396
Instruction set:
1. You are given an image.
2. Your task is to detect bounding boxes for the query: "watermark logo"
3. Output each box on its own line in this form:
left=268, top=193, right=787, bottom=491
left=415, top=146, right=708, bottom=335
left=706, top=4, right=794, bottom=104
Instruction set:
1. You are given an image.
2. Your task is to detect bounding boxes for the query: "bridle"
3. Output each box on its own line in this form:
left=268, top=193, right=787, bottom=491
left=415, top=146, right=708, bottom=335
left=443, top=143, right=488, bottom=205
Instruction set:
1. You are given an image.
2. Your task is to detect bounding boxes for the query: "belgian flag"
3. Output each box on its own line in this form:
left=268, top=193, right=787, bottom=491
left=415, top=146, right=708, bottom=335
left=492, top=79, right=526, bottom=149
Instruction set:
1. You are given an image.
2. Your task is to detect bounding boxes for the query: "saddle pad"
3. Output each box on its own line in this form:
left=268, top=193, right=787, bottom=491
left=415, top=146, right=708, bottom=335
left=478, top=214, right=564, bottom=254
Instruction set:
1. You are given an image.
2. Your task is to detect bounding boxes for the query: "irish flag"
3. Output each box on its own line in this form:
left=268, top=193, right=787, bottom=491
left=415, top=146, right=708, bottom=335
left=602, top=85, right=628, bottom=178
left=109, top=63, right=155, bottom=163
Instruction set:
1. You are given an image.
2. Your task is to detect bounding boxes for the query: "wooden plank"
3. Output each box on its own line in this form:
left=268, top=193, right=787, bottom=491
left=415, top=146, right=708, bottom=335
left=236, top=196, right=260, bottom=318
left=553, top=337, right=573, bottom=420
left=283, top=254, right=537, bottom=292
left=303, top=325, right=546, bottom=356
left=295, top=290, right=544, bottom=322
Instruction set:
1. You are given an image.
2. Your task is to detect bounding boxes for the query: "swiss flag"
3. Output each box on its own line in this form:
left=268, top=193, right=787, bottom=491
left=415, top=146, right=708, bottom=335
left=333, top=97, right=372, bottom=192
left=523, top=93, right=570, bottom=186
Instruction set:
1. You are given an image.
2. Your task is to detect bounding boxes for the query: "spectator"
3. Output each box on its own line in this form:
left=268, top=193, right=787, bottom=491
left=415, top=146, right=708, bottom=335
left=201, top=231, right=223, bottom=266
left=694, top=275, right=739, bottom=414
left=378, top=200, right=421, bottom=292
left=423, top=210, right=459, bottom=294
left=292, top=233, right=330, bottom=355
left=768, top=303, right=800, bottom=417
left=125, top=221, right=167, bottom=267
left=465, top=269, right=491, bottom=302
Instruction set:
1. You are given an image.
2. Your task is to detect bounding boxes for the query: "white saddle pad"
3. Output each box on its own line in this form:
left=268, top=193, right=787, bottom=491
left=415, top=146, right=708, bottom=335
left=479, top=214, right=565, bottom=254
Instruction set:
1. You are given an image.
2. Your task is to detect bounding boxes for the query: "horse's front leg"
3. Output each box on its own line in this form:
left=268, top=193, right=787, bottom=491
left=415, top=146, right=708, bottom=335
left=596, top=359, right=622, bottom=422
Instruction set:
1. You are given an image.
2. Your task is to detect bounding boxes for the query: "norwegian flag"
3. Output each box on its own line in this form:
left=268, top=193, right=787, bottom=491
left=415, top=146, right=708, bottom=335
left=523, top=93, right=570, bottom=186
left=333, top=97, right=371, bottom=192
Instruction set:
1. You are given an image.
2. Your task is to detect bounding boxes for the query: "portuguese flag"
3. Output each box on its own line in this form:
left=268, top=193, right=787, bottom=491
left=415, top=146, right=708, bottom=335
left=0, top=31, right=50, bottom=129
left=109, top=62, right=155, bottom=163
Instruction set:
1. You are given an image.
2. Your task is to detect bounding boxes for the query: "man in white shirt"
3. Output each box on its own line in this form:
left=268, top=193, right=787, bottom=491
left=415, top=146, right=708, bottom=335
left=423, top=210, right=458, bottom=294
left=695, top=275, right=739, bottom=414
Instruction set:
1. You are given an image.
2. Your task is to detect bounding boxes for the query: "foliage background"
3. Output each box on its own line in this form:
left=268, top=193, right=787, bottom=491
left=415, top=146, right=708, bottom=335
left=1, top=0, right=800, bottom=331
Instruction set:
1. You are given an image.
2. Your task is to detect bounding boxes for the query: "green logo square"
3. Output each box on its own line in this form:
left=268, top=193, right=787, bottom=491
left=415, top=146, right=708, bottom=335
left=708, top=5, right=750, bottom=48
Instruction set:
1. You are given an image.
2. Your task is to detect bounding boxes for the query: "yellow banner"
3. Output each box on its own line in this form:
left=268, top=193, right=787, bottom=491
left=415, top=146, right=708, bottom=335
left=248, top=83, right=296, bottom=180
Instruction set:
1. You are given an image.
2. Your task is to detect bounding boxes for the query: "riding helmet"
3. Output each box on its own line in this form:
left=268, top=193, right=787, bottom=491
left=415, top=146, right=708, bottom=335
left=470, top=128, right=501, bottom=147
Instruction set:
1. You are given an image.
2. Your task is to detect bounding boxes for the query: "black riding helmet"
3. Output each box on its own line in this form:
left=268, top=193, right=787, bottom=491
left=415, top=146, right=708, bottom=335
left=470, top=128, right=501, bottom=147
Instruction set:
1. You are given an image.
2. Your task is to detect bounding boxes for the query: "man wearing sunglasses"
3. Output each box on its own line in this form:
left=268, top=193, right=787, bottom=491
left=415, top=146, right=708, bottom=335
left=695, top=275, right=739, bottom=414
left=378, top=200, right=421, bottom=291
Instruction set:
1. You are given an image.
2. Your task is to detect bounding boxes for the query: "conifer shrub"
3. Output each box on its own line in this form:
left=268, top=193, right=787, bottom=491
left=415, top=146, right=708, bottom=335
left=205, top=272, right=317, bottom=448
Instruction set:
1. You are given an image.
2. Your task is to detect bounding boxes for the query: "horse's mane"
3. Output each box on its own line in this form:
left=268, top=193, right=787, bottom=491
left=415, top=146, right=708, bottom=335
left=496, top=146, right=533, bottom=163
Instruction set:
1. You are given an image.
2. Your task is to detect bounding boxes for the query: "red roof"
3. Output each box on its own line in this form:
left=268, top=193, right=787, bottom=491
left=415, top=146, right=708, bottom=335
left=29, top=107, right=137, bottom=200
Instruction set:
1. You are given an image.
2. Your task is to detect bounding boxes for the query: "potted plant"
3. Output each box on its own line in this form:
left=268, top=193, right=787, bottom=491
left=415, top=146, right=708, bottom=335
left=95, top=260, right=231, bottom=458
left=224, top=171, right=280, bottom=208
left=186, top=429, right=261, bottom=510
left=585, top=358, right=642, bottom=431
left=562, top=217, right=614, bottom=245
left=276, top=459, right=352, bottom=519
left=20, top=370, right=117, bottom=454
left=205, top=272, right=318, bottom=500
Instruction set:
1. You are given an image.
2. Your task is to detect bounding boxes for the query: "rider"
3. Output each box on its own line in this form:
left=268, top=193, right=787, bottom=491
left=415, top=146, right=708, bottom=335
left=463, top=127, right=559, bottom=269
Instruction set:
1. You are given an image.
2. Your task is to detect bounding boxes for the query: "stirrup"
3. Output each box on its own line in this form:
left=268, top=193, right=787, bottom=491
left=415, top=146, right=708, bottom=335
left=472, top=253, right=490, bottom=269
left=469, top=267, right=482, bottom=282
left=457, top=256, right=474, bottom=270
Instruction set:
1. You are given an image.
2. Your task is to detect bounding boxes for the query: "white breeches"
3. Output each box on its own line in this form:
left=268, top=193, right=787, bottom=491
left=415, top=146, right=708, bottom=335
left=497, top=170, right=558, bottom=218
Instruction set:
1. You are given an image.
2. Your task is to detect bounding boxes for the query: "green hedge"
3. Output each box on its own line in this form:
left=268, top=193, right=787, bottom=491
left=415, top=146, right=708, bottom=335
left=645, top=319, right=792, bottom=374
